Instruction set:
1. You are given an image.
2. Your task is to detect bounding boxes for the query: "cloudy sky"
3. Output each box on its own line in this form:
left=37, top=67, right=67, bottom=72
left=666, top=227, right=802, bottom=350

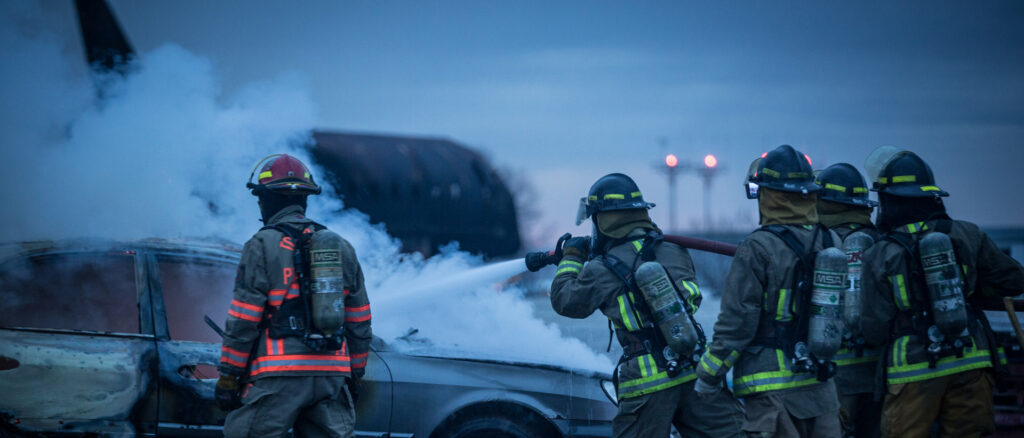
left=27, top=0, right=1024, bottom=246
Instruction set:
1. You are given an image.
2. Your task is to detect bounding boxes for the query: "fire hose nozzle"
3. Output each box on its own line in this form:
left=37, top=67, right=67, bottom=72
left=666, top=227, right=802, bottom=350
left=525, top=233, right=573, bottom=272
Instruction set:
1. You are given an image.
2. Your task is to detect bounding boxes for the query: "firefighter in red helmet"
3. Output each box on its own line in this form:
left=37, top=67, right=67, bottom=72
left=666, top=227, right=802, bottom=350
left=216, top=154, right=372, bottom=438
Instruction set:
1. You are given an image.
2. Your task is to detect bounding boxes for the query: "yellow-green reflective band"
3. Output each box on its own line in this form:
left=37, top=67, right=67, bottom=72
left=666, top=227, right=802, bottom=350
left=776, top=289, right=791, bottom=321
left=886, top=347, right=992, bottom=384
left=921, top=186, right=941, bottom=191
left=853, top=187, right=868, bottom=193
left=834, top=348, right=878, bottom=366
left=639, top=355, right=650, bottom=378
left=555, top=266, right=580, bottom=276
left=776, top=349, right=786, bottom=370
left=558, top=260, right=583, bottom=269
left=632, top=240, right=643, bottom=252
left=892, top=175, right=917, bottom=183
left=787, top=172, right=808, bottom=178
left=878, top=177, right=888, bottom=184
left=762, top=168, right=781, bottom=178
left=259, top=171, right=274, bottom=180
left=907, top=223, right=917, bottom=233
left=618, top=369, right=696, bottom=399
left=681, top=281, right=701, bottom=309
left=700, top=353, right=721, bottom=376
left=631, top=191, right=642, bottom=198
left=628, top=292, right=646, bottom=326
left=825, top=183, right=847, bottom=192
left=726, top=350, right=740, bottom=368
left=998, top=347, right=1008, bottom=365
left=618, top=295, right=639, bottom=331
left=304, top=172, right=310, bottom=179
left=893, top=275, right=910, bottom=309
left=588, top=195, right=598, bottom=201
left=604, top=194, right=625, bottom=200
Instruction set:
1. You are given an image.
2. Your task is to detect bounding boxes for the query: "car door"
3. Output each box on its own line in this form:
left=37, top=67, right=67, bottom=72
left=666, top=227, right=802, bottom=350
left=146, top=249, right=236, bottom=436
left=0, top=248, right=159, bottom=436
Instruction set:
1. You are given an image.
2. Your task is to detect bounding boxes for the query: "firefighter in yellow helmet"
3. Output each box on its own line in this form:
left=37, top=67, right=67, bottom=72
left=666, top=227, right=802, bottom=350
left=529, top=173, right=744, bottom=438
left=215, top=154, right=372, bottom=438
left=695, top=145, right=843, bottom=437
left=859, top=148, right=1024, bottom=437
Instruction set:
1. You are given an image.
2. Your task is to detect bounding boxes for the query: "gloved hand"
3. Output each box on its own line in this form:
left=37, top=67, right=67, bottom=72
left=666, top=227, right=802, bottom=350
left=347, top=373, right=363, bottom=404
left=561, top=236, right=591, bottom=260
left=215, top=374, right=242, bottom=411
left=693, top=376, right=721, bottom=398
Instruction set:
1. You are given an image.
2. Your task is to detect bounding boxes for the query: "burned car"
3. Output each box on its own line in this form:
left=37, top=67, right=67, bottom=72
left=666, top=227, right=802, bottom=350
left=0, top=238, right=616, bottom=437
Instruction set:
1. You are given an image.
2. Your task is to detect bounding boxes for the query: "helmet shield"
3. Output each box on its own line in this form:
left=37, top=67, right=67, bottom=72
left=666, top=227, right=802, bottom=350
left=575, top=196, right=589, bottom=226
left=744, top=158, right=762, bottom=199
left=864, top=145, right=904, bottom=187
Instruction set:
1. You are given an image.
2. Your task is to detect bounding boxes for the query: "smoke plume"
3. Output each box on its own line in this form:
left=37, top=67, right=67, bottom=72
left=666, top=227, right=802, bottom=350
left=0, top=3, right=610, bottom=372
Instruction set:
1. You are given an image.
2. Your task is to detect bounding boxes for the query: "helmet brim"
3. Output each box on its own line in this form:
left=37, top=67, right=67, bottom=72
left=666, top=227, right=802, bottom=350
left=821, top=195, right=878, bottom=208
left=878, top=184, right=948, bottom=198
left=758, top=181, right=822, bottom=194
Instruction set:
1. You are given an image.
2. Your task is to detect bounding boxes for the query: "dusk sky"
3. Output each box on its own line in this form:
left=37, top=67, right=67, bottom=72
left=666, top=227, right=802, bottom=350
left=24, top=1, right=1024, bottom=247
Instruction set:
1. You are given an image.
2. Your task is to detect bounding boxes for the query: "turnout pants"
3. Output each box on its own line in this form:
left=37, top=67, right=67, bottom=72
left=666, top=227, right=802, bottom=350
left=881, top=368, right=994, bottom=438
left=612, top=379, right=744, bottom=438
left=740, top=383, right=842, bottom=438
left=839, top=393, right=882, bottom=438
left=224, top=376, right=355, bottom=438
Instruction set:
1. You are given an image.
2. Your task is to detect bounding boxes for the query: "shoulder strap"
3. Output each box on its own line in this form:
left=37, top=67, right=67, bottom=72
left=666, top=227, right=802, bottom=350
left=757, top=225, right=812, bottom=268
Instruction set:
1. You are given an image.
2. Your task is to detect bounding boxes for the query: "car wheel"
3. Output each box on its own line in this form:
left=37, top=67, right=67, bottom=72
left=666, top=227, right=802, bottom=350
left=442, top=415, right=557, bottom=438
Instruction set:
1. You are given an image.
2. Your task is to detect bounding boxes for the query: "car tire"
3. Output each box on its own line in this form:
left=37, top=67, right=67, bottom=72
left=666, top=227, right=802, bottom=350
left=442, top=415, right=557, bottom=438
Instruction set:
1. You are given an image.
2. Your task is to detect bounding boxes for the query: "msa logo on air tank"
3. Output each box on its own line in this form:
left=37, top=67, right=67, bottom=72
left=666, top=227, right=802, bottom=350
left=813, top=271, right=846, bottom=287
left=312, top=250, right=341, bottom=264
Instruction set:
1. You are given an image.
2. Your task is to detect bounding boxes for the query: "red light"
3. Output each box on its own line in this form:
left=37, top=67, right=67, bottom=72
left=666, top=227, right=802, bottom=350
left=804, top=154, right=812, bottom=165
left=704, top=154, right=717, bottom=168
left=761, top=152, right=768, bottom=158
left=665, top=154, right=678, bottom=168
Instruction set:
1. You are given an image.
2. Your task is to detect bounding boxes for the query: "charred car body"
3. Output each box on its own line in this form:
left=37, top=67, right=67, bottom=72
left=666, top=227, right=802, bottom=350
left=0, top=239, right=615, bottom=437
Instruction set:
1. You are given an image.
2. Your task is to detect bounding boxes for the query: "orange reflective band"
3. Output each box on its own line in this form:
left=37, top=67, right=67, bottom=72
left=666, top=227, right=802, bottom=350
left=222, top=345, right=249, bottom=357
left=221, top=356, right=247, bottom=368
left=346, top=314, right=371, bottom=323
left=251, top=365, right=351, bottom=375
left=346, top=304, right=370, bottom=312
left=231, top=300, right=263, bottom=313
left=228, top=309, right=261, bottom=322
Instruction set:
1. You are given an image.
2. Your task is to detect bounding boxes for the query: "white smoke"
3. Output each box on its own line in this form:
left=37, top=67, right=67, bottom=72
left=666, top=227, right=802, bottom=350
left=0, top=4, right=610, bottom=372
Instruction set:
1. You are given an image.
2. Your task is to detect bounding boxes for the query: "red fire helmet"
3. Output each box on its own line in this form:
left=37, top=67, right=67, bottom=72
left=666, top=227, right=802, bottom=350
left=246, top=154, right=322, bottom=196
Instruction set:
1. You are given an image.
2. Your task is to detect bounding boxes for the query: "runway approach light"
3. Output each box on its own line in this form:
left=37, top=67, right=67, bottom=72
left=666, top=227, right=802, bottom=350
left=704, top=154, right=718, bottom=168
left=665, top=154, right=679, bottom=168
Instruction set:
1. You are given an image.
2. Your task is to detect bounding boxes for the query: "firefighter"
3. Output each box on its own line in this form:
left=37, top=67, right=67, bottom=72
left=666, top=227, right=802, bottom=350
left=695, top=145, right=843, bottom=437
left=548, top=173, right=744, bottom=438
left=815, top=163, right=883, bottom=438
left=859, top=149, right=1024, bottom=437
left=215, top=154, right=372, bottom=438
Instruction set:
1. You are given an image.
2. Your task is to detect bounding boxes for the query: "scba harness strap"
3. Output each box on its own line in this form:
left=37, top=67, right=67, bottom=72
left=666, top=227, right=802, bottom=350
left=752, top=224, right=836, bottom=381
left=601, top=231, right=707, bottom=377
left=260, top=221, right=343, bottom=352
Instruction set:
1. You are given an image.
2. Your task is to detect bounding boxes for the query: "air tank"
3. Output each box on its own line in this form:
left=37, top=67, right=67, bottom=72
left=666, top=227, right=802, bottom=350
left=634, top=262, right=699, bottom=360
left=808, top=247, right=848, bottom=361
left=919, top=232, right=968, bottom=339
left=309, top=230, right=346, bottom=335
left=842, top=232, right=874, bottom=337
